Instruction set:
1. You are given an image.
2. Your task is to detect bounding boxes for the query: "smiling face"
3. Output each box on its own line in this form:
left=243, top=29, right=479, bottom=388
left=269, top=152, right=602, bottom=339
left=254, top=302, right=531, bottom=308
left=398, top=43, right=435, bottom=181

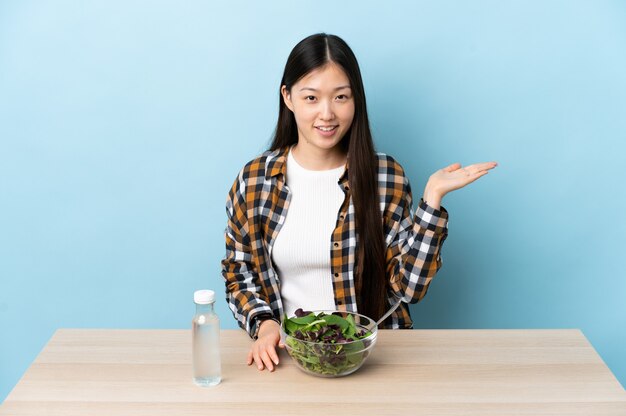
left=281, top=63, right=355, bottom=160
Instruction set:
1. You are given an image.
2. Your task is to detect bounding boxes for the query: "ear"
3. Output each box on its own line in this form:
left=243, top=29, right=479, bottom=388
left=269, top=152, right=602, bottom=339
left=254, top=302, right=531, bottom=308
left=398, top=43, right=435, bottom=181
left=281, top=85, right=294, bottom=113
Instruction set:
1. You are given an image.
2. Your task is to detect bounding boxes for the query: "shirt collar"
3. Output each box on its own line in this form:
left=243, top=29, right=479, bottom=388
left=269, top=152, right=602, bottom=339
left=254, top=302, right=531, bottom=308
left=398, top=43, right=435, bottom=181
left=265, top=146, right=290, bottom=180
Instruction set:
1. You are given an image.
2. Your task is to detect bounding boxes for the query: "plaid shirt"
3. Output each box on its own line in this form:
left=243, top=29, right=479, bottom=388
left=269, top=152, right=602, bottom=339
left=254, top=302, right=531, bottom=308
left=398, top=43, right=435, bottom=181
left=221, top=145, right=449, bottom=338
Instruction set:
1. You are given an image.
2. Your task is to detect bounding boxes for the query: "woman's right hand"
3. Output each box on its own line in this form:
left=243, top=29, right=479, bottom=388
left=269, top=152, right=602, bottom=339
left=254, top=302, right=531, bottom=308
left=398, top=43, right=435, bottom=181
left=247, top=320, right=285, bottom=372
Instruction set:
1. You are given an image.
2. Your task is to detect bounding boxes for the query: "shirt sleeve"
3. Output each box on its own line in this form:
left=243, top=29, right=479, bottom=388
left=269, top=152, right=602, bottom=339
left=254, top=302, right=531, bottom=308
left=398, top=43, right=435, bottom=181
left=221, top=169, right=274, bottom=338
left=385, top=173, right=449, bottom=304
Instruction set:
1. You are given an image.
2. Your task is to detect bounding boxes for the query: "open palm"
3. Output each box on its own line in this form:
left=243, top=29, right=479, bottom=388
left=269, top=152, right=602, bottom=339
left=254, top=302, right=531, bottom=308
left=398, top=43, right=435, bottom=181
left=429, top=161, right=498, bottom=197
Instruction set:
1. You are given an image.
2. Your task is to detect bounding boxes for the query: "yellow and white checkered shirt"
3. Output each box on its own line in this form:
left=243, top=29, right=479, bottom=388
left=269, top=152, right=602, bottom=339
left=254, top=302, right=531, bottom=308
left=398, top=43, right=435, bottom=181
left=222, top=145, right=449, bottom=338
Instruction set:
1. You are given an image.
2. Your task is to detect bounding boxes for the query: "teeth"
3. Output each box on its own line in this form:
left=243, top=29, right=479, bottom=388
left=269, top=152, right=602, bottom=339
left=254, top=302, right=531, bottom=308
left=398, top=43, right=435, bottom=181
left=317, top=126, right=336, bottom=131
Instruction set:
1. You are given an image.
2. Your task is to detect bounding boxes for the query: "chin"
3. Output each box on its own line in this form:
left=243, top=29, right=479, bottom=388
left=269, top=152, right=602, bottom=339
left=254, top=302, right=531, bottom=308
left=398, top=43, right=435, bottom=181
left=313, top=135, right=345, bottom=147
left=314, top=141, right=343, bottom=151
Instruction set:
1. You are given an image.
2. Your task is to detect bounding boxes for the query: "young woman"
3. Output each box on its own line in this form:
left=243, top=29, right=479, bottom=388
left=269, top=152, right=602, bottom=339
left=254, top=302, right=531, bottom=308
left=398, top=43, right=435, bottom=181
left=221, top=33, right=497, bottom=372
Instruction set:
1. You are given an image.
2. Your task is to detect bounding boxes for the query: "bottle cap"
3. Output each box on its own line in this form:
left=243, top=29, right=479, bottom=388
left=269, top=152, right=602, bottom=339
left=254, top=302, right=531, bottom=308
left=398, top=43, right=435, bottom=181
left=194, top=290, right=215, bottom=304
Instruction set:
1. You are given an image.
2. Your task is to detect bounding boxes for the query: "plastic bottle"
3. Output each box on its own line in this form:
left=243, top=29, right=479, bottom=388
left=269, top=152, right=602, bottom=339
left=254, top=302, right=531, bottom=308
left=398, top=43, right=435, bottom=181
left=192, top=289, right=221, bottom=386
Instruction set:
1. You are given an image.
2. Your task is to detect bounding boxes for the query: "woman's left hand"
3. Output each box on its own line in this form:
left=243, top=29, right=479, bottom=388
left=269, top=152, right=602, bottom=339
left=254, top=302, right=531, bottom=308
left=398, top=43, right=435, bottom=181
left=423, top=161, right=498, bottom=209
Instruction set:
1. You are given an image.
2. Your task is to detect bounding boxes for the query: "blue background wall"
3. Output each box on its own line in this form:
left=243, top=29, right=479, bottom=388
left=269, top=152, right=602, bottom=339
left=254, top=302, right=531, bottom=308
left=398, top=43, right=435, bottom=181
left=1, top=0, right=625, bottom=402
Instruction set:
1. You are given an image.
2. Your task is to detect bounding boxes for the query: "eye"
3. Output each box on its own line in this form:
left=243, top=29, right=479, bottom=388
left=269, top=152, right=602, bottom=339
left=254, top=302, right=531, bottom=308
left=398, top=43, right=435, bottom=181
left=336, top=94, right=349, bottom=101
left=304, top=95, right=316, bottom=101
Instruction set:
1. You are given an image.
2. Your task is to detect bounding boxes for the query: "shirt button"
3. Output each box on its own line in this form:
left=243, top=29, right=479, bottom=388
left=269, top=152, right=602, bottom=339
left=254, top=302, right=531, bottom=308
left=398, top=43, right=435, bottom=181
left=339, top=214, right=345, bottom=220
left=333, top=242, right=339, bottom=248
left=334, top=273, right=339, bottom=277
left=337, top=300, right=343, bottom=305
left=344, top=186, right=350, bottom=191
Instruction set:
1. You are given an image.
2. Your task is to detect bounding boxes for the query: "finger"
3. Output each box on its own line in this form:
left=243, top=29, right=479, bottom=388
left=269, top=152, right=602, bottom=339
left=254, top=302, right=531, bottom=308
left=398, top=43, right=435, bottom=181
left=260, top=350, right=274, bottom=372
left=247, top=349, right=253, bottom=365
left=267, top=345, right=280, bottom=366
left=253, top=349, right=264, bottom=371
left=465, top=162, right=498, bottom=174
left=443, top=163, right=462, bottom=173
left=460, top=166, right=484, bottom=176
left=475, top=162, right=498, bottom=172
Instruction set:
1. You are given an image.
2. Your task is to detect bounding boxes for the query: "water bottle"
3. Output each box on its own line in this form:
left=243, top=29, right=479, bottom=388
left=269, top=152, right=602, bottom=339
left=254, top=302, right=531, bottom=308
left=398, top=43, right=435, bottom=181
left=192, top=289, right=221, bottom=386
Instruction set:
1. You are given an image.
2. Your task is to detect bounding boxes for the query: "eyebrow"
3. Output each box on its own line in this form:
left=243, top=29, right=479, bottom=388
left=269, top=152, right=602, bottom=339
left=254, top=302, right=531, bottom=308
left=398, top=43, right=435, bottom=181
left=299, top=85, right=351, bottom=92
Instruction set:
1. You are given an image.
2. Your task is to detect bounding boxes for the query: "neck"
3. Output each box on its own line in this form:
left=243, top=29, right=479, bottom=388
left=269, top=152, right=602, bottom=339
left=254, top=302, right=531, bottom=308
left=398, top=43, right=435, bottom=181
left=291, top=142, right=347, bottom=171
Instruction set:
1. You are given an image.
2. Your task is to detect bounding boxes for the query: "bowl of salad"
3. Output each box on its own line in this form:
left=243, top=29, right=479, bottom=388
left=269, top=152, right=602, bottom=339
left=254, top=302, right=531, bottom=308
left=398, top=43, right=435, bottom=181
left=280, top=308, right=378, bottom=377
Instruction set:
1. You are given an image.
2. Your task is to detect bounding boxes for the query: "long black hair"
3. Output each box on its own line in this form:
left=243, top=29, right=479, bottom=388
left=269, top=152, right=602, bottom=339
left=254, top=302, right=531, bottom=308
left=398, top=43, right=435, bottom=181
left=270, top=33, right=387, bottom=323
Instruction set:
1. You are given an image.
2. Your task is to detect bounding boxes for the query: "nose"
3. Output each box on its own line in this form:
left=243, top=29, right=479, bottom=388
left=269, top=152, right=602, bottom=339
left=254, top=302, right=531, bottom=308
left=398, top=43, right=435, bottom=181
left=319, top=100, right=335, bottom=121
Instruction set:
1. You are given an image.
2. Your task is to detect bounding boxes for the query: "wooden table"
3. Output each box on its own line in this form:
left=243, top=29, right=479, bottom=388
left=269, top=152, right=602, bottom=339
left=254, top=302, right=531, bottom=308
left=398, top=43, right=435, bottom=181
left=1, top=329, right=625, bottom=415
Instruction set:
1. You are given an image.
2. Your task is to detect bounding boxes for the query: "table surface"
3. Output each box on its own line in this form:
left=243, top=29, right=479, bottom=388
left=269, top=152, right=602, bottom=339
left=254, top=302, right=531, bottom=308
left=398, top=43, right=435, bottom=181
left=1, top=329, right=625, bottom=415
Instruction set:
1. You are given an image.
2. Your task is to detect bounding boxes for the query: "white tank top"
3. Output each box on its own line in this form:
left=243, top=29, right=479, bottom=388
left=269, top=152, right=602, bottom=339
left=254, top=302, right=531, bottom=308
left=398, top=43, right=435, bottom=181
left=271, top=149, right=346, bottom=319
